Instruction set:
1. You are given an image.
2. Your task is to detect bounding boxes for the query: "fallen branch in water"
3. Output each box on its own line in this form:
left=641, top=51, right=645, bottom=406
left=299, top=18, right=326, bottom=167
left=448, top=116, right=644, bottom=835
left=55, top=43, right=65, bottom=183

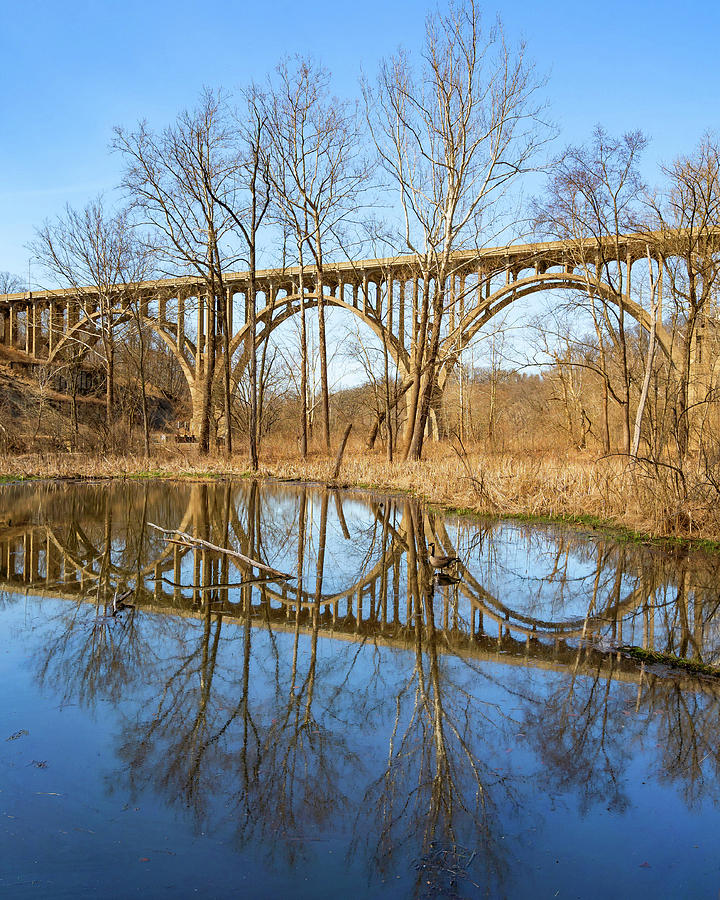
left=617, top=645, right=720, bottom=678
left=157, top=575, right=277, bottom=590
left=147, top=523, right=293, bottom=580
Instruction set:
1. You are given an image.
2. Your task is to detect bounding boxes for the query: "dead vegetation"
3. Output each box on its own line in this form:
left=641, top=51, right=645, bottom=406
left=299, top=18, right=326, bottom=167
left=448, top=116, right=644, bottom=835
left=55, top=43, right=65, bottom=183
left=3, top=436, right=720, bottom=543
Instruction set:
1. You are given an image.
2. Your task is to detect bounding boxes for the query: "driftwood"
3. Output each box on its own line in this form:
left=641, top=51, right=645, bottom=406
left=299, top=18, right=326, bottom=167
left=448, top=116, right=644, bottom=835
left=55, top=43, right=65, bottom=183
left=148, top=523, right=293, bottom=580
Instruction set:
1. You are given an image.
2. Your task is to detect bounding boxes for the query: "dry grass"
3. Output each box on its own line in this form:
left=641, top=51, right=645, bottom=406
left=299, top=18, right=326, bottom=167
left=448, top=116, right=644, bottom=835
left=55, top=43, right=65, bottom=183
left=2, top=437, right=720, bottom=542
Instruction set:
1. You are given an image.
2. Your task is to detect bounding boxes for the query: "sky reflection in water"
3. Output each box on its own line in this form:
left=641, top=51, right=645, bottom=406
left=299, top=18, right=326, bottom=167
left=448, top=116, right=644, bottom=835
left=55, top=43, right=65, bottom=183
left=1, top=479, right=720, bottom=898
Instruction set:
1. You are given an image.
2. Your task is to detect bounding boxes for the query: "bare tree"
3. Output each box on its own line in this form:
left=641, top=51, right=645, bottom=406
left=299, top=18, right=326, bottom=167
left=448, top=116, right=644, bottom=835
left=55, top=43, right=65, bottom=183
left=646, top=134, right=720, bottom=459
left=32, top=198, right=149, bottom=447
left=366, top=0, right=547, bottom=459
left=201, top=87, right=272, bottom=470
left=533, top=126, right=649, bottom=454
left=114, top=90, right=240, bottom=454
left=262, top=57, right=367, bottom=453
left=631, top=248, right=661, bottom=459
left=0, top=272, right=25, bottom=295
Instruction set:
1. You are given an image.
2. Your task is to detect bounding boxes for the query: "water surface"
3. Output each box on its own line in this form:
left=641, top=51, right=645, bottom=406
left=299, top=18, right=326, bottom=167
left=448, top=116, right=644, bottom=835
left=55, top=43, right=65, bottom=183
left=1, top=479, right=720, bottom=897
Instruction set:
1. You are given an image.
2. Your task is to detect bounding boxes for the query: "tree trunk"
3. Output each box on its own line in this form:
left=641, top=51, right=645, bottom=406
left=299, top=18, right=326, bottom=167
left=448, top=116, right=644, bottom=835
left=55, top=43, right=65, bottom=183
left=402, top=276, right=428, bottom=459
left=315, top=247, right=331, bottom=451
left=406, top=286, right=443, bottom=461
left=298, top=253, right=308, bottom=459
left=221, top=288, right=232, bottom=457
left=198, top=288, right=217, bottom=455
left=331, top=423, right=353, bottom=480
left=248, top=252, right=258, bottom=472
left=383, top=327, right=393, bottom=463
left=105, top=339, right=114, bottom=445
left=138, top=321, right=150, bottom=457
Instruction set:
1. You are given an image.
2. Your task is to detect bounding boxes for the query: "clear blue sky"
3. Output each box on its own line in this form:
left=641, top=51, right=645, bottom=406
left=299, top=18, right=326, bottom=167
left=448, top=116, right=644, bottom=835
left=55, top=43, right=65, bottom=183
left=1, top=0, right=718, bottom=283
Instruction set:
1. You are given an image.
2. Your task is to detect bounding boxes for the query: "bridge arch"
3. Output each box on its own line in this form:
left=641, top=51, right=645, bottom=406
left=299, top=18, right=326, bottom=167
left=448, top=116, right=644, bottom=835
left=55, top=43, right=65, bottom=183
left=227, top=289, right=411, bottom=389
left=437, top=270, right=680, bottom=395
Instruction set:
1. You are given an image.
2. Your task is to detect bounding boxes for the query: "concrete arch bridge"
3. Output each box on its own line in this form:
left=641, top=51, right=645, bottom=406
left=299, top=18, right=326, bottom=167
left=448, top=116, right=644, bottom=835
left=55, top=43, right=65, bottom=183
left=0, top=234, right=698, bottom=440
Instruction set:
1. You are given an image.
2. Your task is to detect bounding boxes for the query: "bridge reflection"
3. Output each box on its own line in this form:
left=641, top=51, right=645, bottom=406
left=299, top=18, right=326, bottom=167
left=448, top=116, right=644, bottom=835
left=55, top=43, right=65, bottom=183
left=3, top=479, right=720, bottom=893
left=2, top=479, right=720, bottom=679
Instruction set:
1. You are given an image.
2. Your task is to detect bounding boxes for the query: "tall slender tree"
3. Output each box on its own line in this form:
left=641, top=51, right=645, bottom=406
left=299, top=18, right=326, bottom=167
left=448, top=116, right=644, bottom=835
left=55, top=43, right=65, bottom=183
left=533, top=126, right=649, bottom=454
left=366, top=0, right=547, bottom=459
left=647, top=135, right=720, bottom=459
left=201, top=87, right=273, bottom=471
left=262, top=57, right=366, bottom=452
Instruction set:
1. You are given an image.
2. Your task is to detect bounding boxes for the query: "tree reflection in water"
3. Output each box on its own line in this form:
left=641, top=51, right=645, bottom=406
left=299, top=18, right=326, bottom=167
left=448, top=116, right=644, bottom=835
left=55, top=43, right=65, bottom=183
left=3, top=479, right=720, bottom=892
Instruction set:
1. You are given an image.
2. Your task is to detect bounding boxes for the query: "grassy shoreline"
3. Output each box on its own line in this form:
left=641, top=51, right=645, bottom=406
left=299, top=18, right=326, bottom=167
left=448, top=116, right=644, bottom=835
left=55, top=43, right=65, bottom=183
left=2, top=444, right=720, bottom=549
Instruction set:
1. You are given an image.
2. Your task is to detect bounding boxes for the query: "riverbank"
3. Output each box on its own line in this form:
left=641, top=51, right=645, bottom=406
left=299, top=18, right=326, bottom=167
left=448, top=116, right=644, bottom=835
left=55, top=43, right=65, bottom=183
left=2, top=443, right=719, bottom=545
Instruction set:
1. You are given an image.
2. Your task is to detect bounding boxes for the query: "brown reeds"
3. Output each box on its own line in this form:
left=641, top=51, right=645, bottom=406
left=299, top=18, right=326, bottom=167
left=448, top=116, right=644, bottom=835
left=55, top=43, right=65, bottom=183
left=3, top=436, right=720, bottom=543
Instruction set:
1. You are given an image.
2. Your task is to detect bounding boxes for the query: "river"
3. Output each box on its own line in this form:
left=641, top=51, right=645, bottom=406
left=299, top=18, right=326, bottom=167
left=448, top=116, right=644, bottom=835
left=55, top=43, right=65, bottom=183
left=1, top=479, right=719, bottom=897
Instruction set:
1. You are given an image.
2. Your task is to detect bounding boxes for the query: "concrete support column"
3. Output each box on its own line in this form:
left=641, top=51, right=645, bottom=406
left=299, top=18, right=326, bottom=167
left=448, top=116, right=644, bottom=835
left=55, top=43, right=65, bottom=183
left=28, top=532, right=40, bottom=582
left=24, top=305, right=31, bottom=354
left=406, top=560, right=412, bottom=625
left=196, top=293, right=204, bottom=378
left=67, top=298, right=78, bottom=331
left=53, top=302, right=65, bottom=356
left=449, top=276, right=456, bottom=333
left=226, top=287, right=233, bottom=338
left=411, top=278, right=418, bottom=347
left=173, top=543, right=182, bottom=603
left=46, top=533, right=60, bottom=585
left=177, top=293, right=185, bottom=350
left=625, top=251, right=632, bottom=306
left=192, top=546, right=201, bottom=605
left=63, top=548, right=74, bottom=585
left=387, top=278, right=393, bottom=336
left=29, top=303, right=38, bottom=356
left=47, top=303, right=56, bottom=354
left=398, top=279, right=405, bottom=347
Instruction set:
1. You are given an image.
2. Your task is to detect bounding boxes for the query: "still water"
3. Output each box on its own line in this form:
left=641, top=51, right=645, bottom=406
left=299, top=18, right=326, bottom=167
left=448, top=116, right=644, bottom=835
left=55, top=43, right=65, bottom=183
left=1, top=479, right=720, bottom=898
